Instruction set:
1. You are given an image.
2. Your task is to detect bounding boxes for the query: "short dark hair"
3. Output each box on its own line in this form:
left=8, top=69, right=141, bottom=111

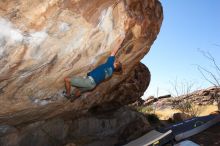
left=114, top=62, right=122, bottom=72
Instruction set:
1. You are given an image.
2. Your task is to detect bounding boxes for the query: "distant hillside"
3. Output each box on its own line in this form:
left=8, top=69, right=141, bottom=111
left=141, top=86, right=220, bottom=108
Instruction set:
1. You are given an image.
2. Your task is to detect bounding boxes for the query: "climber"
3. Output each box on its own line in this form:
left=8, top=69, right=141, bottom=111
left=63, top=35, right=124, bottom=100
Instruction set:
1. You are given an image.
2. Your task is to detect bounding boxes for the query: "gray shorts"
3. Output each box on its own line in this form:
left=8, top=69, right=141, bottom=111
left=70, top=76, right=96, bottom=93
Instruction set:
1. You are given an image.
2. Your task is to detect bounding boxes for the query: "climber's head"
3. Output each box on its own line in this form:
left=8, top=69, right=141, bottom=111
left=114, top=61, right=122, bottom=73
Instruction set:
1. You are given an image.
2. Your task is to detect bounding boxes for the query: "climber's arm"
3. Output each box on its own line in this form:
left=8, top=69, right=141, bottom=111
left=110, top=36, right=124, bottom=56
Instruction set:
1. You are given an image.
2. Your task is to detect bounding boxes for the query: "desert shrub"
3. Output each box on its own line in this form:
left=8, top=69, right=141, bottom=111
left=170, top=79, right=202, bottom=117
left=136, top=106, right=154, bottom=114
left=173, top=99, right=202, bottom=117
left=197, top=50, right=220, bottom=110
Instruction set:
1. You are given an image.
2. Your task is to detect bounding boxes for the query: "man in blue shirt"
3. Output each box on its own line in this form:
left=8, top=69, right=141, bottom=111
left=63, top=36, right=124, bottom=100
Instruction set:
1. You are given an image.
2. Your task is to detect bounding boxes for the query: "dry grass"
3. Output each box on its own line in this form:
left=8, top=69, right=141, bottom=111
left=154, top=105, right=218, bottom=120
left=199, top=105, right=218, bottom=116
left=155, top=108, right=180, bottom=120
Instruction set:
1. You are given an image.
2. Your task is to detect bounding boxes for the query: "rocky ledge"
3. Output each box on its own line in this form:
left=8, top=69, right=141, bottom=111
left=142, top=87, right=220, bottom=110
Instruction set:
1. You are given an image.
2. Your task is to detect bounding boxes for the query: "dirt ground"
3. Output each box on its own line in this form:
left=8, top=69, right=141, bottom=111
left=157, top=108, right=220, bottom=146
left=188, top=122, right=220, bottom=146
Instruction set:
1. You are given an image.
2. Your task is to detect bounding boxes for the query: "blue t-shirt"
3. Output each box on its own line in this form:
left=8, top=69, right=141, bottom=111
left=88, top=56, right=115, bottom=84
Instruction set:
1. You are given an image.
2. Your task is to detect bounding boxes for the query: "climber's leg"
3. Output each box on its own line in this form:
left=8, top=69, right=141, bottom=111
left=64, top=77, right=72, bottom=97
left=70, top=76, right=96, bottom=96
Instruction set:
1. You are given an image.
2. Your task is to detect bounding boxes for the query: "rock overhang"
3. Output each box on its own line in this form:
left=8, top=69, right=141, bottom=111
left=0, top=0, right=163, bottom=125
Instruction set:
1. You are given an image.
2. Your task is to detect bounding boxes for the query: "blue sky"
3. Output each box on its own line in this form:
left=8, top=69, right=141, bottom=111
left=141, top=0, right=220, bottom=98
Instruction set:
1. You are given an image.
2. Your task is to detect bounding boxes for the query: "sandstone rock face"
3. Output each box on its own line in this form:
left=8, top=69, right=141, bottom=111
left=0, top=0, right=163, bottom=125
left=0, top=1, right=163, bottom=145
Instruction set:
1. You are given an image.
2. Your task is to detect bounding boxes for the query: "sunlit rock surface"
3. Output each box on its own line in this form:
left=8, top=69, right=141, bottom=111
left=0, top=0, right=163, bottom=128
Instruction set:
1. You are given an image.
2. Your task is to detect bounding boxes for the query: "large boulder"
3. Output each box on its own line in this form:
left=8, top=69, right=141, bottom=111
left=0, top=0, right=163, bottom=145
left=0, top=0, right=163, bottom=125
left=0, top=106, right=151, bottom=146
